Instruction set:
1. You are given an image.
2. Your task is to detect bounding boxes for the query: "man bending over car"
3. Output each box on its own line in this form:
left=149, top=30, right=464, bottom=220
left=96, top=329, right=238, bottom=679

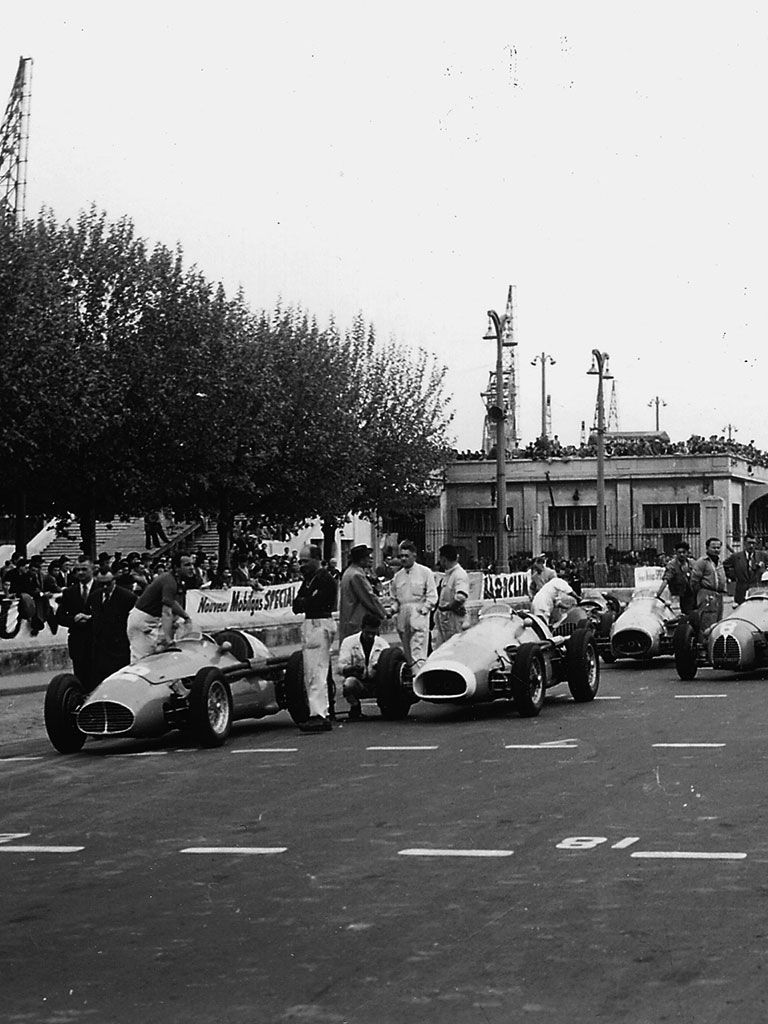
left=126, top=552, right=195, bottom=662
left=531, top=575, right=577, bottom=628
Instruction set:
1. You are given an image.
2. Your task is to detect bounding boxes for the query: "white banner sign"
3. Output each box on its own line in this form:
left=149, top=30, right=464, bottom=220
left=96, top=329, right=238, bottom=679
left=481, top=572, right=530, bottom=601
left=186, top=582, right=303, bottom=628
left=634, top=566, right=665, bottom=587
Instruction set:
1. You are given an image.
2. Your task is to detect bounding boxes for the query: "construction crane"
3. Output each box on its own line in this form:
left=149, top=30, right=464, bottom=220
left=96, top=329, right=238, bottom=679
left=0, top=56, right=33, bottom=227
left=481, top=285, right=519, bottom=454
left=593, top=376, right=620, bottom=432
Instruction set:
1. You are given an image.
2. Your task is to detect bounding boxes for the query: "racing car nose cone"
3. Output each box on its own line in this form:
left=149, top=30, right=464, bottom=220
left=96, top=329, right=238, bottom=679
left=414, top=660, right=476, bottom=700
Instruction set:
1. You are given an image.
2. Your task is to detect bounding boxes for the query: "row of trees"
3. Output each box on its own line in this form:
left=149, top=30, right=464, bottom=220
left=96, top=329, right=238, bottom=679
left=0, top=207, right=454, bottom=562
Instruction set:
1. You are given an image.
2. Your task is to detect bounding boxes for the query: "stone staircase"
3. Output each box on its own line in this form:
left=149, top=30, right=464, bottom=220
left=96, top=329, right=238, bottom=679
left=40, top=516, right=194, bottom=564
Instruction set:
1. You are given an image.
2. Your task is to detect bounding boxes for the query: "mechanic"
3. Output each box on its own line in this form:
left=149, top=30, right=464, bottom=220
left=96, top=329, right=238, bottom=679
left=529, top=553, right=556, bottom=598
left=690, top=536, right=727, bottom=636
left=530, top=575, right=578, bottom=627
left=655, top=540, right=696, bottom=614
left=724, top=533, right=768, bottom=605
left=292, top=544, right=337, bottom=733
left=338, top=544, right=386, bottom=643
left=126, top=552, right=195, bottom=662
left=390, top=540, right=438, bottom=674
left=433, top=543, right=470, bottom=648
left=337, top=612, right=389, bottom=720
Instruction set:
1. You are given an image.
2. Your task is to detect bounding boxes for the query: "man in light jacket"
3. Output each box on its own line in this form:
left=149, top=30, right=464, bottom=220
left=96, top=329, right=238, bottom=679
left=338, top=544, right=386, bottom=643
left=338, top=613, right=389, bottom=720
left=391, top=540, right=438, bottom=674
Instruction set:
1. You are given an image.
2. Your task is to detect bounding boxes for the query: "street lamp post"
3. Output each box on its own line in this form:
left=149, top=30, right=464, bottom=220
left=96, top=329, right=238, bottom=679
left=531, top=352, right=556, bottom=439
left=587, top=350, right=613, bottom=586
left=648, top=395, right=667, bottom=432
left=483, top=309, right=514, bottom=571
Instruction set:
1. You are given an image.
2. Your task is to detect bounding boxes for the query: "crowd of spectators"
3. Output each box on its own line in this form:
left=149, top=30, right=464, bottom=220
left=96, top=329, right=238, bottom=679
left=454, top=434, right=768, bottom=466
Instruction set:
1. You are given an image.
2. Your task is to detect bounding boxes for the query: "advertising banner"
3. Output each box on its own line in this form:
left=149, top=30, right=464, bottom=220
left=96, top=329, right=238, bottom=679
left=634, top=566, right=665, bottom=588
left=481, top=572, right=530, bottom=601
left=186, top=582, right=303, bottom=629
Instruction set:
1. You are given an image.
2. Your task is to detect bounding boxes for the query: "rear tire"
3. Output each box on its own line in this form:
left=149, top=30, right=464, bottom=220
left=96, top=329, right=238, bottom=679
left=44, top=673, right=87, bottom=753
left=566, top=629, right=600, bottom=702
left=511, top=643, right=545, bottom=717
left=213, top=629, right=252, bottom=664
left=376, top=647, right=413, bottom=720
left=282, top=651, right=310, bottom=724
left=188, top=668, right=232, bottom=746
left=673, top=621, right=699, bottom=680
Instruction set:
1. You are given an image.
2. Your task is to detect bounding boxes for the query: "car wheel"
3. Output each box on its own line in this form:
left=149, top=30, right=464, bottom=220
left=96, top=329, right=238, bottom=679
left=376, top=647, right=413, bottom=720
left=281, top=651, right=310, bottom=724
left=44, top=673, right=87, bottom=753
left=213, top=629, right=252, bottom=664
left=673, top=621, right=698, bottom=680
left=566, top=629, right=600, bottom=702
left=597, top=611, right=614, bottom=638
left=511, top=643, right=545, bottom=717
left=188, top=668, right=233, bottom=746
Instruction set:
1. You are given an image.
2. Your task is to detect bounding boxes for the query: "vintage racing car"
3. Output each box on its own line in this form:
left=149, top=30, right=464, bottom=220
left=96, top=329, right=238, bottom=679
left=43, top=629, right=309, bottom=753
left=673, top=583, right=768, bottom=680
left=552, top=589, right=623, bottom=663
left=371, top=604, right=600, bottom=719
left=608, top=587, right=680, bottom=662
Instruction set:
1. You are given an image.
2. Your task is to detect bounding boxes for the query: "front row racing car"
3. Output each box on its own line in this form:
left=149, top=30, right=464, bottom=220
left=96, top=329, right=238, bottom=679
left=44, top=630, right=310, bottom=754
left=673, top=582, right=768, bottom=680
left=552, top=589, right=623, bottom=663
left=404, top=604, right=600, bottom=717
left=607, top=587, right=680, bottom=662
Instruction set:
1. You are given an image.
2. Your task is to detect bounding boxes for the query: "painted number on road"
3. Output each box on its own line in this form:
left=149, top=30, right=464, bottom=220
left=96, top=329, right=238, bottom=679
left=556, top=836, right=640, bottom=851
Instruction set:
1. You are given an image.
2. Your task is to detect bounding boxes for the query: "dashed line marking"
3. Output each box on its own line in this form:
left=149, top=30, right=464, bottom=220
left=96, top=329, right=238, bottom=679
left=0, top=845, right=84, bottom=854
left=631, top=851, right=746, bottom=861
left=366, top=746, right=438, bottom=751
left=180, top=847, right=287, bottom=855
left=505, top=740, right=578, bottom=749
left=652, top=743, right=725, bottom=748
left=595, top=696, right=621, bottom=700
left=674, top=694, right=727, bottom=700
left=231, top=748, right=298, bottom=754
left=399, top=848, right=514, bottom=858
left=0, top=756, right=44, bottom=763
left=110, top=751, right=169, bottom=757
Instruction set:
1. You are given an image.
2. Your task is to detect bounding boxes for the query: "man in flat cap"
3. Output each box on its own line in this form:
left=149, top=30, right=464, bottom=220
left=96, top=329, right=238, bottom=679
left=338, top=544, right=386, bottom=644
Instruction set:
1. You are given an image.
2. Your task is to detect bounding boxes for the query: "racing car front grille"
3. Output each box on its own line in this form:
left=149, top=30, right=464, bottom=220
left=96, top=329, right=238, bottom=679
left=77, top=701, right=135, bottom=735
left=416, top=670, right=467, bottom=698
left=553, top=622, right=580, bottom=637
left=712, top=634, right=740, bottom=669
left=611, top=630, right=652, bottom=657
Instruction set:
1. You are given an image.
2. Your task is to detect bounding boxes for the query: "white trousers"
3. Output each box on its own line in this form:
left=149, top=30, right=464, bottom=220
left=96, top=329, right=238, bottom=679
left=396, top=604, right=431, bottom=671
left=302, top=618, right=336, bottom=718
left=127, top=607, right=162, bottom=663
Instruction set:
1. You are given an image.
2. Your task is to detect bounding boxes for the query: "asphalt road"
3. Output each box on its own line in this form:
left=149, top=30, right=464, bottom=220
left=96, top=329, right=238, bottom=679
left=3, top=660, right=768, bottom=1024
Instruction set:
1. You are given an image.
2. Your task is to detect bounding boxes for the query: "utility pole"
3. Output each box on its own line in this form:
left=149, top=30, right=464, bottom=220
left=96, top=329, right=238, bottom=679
left=723, top=424, right=737, bottom=442
left=483, top=305, right=516, bottom=571
left=530, top=352, right=556, bottom=440
left=648, top=396, right=667, bottom=432
left=588, top=350, right=613, bottom=586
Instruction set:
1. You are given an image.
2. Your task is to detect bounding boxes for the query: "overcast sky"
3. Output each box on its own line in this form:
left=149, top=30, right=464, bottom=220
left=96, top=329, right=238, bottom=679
left=4, top=3, right=767, bottom=450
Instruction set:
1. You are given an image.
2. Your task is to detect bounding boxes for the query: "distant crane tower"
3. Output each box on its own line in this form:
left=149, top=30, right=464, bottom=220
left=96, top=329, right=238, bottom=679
left=580, top=419, right=587, bottom=446
left=545, top=394, right=552, bottom=437
left=593, top=377, right=620, bottom=432
left=0, top=57, right=33, bottom=226
left=481, top=284, right=520, bottom=453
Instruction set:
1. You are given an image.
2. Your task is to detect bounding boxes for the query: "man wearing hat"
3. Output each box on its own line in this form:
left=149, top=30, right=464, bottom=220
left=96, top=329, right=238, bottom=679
left=337, top=612, right=389, bottom=720
left=338, top=544, right=386, bottom=643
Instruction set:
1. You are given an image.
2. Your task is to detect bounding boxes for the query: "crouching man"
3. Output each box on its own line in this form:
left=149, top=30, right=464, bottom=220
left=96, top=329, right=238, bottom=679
left=338, top=613, right=389, bottom=720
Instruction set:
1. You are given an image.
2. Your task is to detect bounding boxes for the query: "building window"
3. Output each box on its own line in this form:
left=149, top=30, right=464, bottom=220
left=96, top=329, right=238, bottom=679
left=732, top=503, right=741, bottom=542
left=642, top=503, right=700, bottom=530
left=549, top=506, right=597, bottom=533
left=457, top=508, right=512, bottom=533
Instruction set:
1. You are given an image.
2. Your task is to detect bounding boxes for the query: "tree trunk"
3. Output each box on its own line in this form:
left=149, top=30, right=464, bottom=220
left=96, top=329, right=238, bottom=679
left=13, top=488, right=26, bottom=556
left=217, top=491, right=232, bottom=571
left=78, top=505, right=97, bottom=560
left=321, top=517, right=337, bottom=564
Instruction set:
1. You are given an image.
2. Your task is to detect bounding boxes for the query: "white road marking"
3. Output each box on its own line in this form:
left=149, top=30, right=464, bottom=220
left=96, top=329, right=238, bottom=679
left=594, top=696, right=622, bottom=700
left=399, top=848, right=514, bottom=858
left=0, top=833, right=31, bottom=844
left=0, top=845, right=84, bottom=854
left=231, top=748, right=298, bottom=754
left=612, top=837, right=640, bottom=849
left=631, top=851, right=746, bottom=861
left=180, top=847, right=287, bottom=855
left=366, top=746, right=438, bottom=751
left=652, top=743, right=725, bottom=748
left=111, top=751, right=169, bottom=757
left=506, top=740, right=578, bottom=749
left=674, top=694, right=727, bottom=699
left=0, top=756, right=44, bottom=762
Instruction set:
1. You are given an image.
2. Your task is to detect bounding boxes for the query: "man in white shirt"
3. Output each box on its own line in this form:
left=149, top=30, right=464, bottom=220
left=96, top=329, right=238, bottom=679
left=390, top=540, right=438, bottom=673
left=337, top=613, right=389, bottom=720
left=433, top=543, right=470, bottom=648
left=531, top=576, right=577, bottom=627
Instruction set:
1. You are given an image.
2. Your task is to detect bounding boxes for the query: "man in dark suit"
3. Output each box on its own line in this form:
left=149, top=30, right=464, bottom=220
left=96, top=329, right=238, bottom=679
left=725, top=533, right=768, bottom=605
left=56, top=557, right=97, bottom=690
left=91, top=570, right=136, bottom=685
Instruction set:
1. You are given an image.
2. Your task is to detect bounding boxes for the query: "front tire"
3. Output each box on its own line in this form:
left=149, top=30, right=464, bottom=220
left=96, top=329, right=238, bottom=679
left=566, top=629, right=600, bottom=702
left=673, top=620, right=699, bottom=680
left=44, top=673, right=87, bottom=753
left=282, top=651, right=310, bottom=724
left=188, top=668, right=232, bottom=746
left=511, top=643, right=545, bottom=717
left=375, top=647, right=413, bottom=720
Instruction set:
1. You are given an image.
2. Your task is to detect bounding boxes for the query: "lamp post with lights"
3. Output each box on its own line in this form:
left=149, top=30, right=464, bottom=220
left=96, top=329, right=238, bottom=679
left=587, top=350, right=613, bottom=584
left=531, top=352, right=556, bottom=439
left=483, top=309, right=515, bottom=570
left=648, top=395, right=667, bottom=432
